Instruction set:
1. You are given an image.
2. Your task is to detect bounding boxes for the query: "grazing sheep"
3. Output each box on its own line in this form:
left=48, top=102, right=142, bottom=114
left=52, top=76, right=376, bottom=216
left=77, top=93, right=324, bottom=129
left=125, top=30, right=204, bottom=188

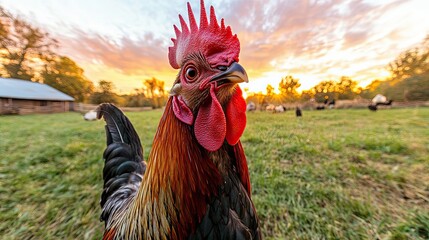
left=83, top=110, right=98, bottom=121
left=274, top=105, right=286, bottom=113
left=266, top=104, right=276, bottom=111
left=296, top=107, right=302, bottom=117
left=368, top=105, right=377, bottom=111
left=376, top=100, right=393, bottom=106
left=369, top=94, right=393, bottom=111
left=247, top=102, right=256, bottom=112
left=372, top=94, right=387, bottom=104
left=328, top=99, right=336, bottom=109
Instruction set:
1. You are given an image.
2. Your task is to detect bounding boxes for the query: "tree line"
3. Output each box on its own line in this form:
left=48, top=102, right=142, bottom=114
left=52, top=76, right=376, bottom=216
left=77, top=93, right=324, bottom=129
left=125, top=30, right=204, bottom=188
left=247, top=35, right=429, bottom=105
left=246, top=75, right=362, bottom=106
left=2, top=5, right=428, bottom=108
left=0, top=6, right=167, bottom=108
left=92, top=78, right=168, bottom=108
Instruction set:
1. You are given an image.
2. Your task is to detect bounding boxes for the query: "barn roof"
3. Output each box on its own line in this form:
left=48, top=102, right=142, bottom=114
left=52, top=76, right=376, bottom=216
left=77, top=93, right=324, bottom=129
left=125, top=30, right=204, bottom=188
left=0, top=78, right=74, bottom=101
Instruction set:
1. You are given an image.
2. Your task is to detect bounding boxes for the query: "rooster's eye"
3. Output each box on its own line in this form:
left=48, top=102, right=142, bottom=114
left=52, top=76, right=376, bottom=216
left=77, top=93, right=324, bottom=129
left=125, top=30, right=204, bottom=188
left=185, top=67, right=198, bottom=81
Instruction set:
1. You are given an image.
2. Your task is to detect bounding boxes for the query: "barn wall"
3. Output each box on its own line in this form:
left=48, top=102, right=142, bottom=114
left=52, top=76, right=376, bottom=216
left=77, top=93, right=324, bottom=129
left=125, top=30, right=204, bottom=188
left=0, top=98, right=18, bottom=114
left=0, top=98, right=73, bottom=115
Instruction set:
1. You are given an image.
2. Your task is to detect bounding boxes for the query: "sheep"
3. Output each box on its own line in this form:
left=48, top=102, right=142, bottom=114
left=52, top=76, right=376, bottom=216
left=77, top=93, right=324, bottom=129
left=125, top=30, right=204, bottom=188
left=266, top=104, right=276, bottom=111
left=246, top=102, right=256, bottom=112
left=368, top=105, right=377, bottom=111
left=376, top=100, right=393, bottom=106
left=372, top=94, right=387, bottom=104
left=328, top=99, right=336, bottom=109
left=83, top=110, right=98, bottom=121
left=274, top=105, right=286, bottom=113
left=296, top=107, right=302, bottom=117
left=368, top=94, right=393, bottom=111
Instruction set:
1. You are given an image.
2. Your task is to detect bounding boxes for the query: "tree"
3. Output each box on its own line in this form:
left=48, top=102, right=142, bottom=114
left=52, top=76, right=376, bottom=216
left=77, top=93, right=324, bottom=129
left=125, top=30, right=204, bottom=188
left=157, top=80, right=166, bottom=97
left=278, top=75, right=301, bottom=102
left=382, top=35, right=429, bottom=101
left=90, top=80, right=119, bottom=104
left=41, top=56, right=94, bottom=102
left=144, top=78, right=157, bottom=99
left=367, top=74, right=429, bottom=101
left=388, top=36, right=429, bottom=83
left=300, top=90, right=314, bottom=102
left=311, top=80, right=337, bottom=102
left=360, top=79, right=382, bottom=99
left=143, top=77, right=167, bottom=108
left=398, top=73, right=429, bottom=101
left=336, top=76, right=358, bottom=100
left=124, top=88, right=152, bottom=107
left=0, top=8, right=8, bottom=44
left=0, top=7, right=57, bottom=80
left=266, top=84, right=274, bottom=96
left=309, top=77, right=360, bottom=102
left=245, top=92, right=267, bottom=110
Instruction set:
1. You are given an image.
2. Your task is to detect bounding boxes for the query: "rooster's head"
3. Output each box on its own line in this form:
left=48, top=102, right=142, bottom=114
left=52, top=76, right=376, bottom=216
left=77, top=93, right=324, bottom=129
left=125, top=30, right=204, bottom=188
left=169, top=0, right=247, bottom=152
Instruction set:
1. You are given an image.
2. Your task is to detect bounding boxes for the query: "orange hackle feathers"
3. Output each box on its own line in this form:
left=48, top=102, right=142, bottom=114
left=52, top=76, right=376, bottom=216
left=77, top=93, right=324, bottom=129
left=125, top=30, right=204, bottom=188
left=138, top=98, right=222, bottom=238
left=102, top=228, right=116, bottom=240
left=168, top=0, right=240, bottom=69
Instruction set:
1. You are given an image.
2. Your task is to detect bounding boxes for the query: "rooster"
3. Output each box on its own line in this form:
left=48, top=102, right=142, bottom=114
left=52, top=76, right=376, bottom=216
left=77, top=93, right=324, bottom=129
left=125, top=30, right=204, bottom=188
left=96, top=1, right=261, bottom=239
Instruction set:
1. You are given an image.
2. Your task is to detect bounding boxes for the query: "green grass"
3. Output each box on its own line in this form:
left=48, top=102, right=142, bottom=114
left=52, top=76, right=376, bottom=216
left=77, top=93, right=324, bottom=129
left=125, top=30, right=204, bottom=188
left=1, top=108, right=428, bottom=239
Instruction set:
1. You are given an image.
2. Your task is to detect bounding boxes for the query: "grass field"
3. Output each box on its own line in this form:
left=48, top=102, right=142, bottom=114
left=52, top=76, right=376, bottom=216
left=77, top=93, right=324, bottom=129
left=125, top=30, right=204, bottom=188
left=0, top=108, right=428, bottom=239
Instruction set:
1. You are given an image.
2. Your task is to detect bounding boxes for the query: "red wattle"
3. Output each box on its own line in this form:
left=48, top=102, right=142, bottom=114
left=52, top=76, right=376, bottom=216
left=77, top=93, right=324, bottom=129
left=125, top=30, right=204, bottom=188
left=225, top=87, right=247, bottom=145
left=194, top=85, right=226, bottom=151
left=172, top=96, right=194, bottom=125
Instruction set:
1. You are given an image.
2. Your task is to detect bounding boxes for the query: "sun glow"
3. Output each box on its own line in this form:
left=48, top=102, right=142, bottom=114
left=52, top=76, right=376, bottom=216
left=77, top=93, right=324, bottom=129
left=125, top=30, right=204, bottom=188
left=2, top=0, right=427, bottom=95
left=241, top=72, right=285, bottom=94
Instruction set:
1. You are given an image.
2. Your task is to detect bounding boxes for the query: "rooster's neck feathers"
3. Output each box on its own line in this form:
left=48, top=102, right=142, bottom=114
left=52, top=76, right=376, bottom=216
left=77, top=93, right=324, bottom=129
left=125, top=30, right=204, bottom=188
left=133, top=98, right=222, bottom=239
left=168, top=0, right=240, bottom=69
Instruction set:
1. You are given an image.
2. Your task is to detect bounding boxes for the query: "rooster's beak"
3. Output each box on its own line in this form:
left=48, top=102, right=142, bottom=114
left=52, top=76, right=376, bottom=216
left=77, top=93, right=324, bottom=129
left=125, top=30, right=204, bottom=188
left=211, top=62, right=249, bottom=86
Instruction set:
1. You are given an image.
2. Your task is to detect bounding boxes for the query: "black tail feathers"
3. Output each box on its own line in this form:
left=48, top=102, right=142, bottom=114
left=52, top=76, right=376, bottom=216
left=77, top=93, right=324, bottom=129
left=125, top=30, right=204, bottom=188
left=97, top=103, right=143, bottom=159
left=96, top=103, right=146, bottom=221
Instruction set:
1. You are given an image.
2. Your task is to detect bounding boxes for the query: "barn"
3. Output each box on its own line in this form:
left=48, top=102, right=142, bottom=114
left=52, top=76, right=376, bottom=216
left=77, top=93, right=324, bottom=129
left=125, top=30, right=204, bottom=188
left=0, top=78, right=75, bottom=115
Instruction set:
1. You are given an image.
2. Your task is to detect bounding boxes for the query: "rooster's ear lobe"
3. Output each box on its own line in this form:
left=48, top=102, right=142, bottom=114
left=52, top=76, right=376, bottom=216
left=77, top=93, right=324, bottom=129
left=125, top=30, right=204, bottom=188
left=170, top=83, right=182, bottom=96
left=172, top=95, right=194, bottom=125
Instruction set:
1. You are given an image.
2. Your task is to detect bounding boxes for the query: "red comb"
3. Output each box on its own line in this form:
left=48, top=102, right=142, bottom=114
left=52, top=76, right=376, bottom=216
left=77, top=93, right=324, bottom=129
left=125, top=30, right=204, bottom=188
left=168, top=0, right=240, bottom=69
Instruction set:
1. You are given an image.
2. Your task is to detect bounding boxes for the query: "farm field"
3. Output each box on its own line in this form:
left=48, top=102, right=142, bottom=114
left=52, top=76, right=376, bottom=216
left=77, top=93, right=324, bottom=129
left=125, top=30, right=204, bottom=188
left=0, top=108, right=428, bottom=239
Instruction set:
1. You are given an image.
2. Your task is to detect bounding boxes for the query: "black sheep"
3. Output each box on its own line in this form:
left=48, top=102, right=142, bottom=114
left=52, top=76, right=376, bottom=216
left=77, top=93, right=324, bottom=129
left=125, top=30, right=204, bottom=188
left=296, top=107, right=302, bottom=117
left=368, top=105, right=377, bottom=111
left=376, top=100, right=393, bottom=106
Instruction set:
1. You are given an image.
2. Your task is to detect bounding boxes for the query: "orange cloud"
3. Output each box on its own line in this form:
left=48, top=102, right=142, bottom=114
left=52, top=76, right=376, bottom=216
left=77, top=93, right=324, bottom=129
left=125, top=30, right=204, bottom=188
left=59, top=29, right=171, bottom=74
left=44, top=0, right=424, bottom=93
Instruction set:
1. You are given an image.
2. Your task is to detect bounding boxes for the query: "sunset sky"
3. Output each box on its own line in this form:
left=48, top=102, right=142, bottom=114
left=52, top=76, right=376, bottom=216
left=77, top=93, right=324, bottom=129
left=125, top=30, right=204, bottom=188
left=1, top=0, right=428, bottom=93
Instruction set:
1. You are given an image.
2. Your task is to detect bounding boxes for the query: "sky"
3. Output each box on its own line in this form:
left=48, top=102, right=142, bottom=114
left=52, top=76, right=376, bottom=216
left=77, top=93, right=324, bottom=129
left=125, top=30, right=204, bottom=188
left=1, top=0, right=428, bottom=93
